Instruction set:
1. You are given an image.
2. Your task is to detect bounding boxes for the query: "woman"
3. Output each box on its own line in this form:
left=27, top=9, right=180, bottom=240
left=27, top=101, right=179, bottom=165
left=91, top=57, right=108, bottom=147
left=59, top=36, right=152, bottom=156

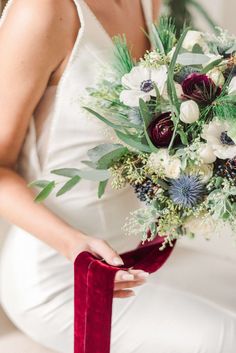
left=0, top=1, right=236, bottom=353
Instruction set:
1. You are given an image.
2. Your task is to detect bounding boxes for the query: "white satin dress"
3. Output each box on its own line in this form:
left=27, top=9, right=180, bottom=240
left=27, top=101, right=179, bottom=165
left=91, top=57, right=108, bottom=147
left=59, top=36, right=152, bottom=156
left=0, top=1, right=236, bottom=353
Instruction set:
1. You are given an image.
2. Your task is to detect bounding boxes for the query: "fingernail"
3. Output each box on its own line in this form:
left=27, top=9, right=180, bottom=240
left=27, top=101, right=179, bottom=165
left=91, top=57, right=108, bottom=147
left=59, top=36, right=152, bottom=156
left=113, top=257, right=124, bottom=266
left=137, top=272, right=150, bottom=279
left=122, top=274, right=134, bottom=281
left=128, top=292, right=136, bottom=297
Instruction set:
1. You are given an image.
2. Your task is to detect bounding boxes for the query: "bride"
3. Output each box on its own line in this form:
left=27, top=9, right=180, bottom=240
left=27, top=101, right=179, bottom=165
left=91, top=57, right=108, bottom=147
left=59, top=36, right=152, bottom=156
left=0, top=1, right=236, bottom=352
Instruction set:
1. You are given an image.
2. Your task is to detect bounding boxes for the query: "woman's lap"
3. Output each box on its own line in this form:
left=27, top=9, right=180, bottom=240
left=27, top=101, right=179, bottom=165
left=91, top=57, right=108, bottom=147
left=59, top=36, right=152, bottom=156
left=1, top=232, right=236, bottom=353
left=2, top=277, right=236, bottom=353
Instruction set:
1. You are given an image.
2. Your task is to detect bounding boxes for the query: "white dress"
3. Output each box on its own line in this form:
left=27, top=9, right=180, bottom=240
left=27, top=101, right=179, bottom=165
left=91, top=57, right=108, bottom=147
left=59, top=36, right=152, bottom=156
left=1, top=1, right=236, bottom=353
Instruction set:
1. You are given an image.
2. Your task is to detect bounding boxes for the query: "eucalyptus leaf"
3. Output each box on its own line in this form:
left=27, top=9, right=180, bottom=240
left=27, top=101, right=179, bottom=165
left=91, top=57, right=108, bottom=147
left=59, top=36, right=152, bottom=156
left=52, top=168, right=111, bottom=181
left=192, top=44, right=204, bottom=54
left=115, top=130, right=151, bottom=153
left=178, top=129, right=188, bottom=145
left=177, top=53, right=210, bottom=66
left=51, top=168, right=81, bottom=178
left=98, top=180, right=109, bottom=199
left=81, top=160, right=98, bottom=169
left=29, top=180, right=52, bottom=189
left=87, top=143, right=123, bottom=163
left=97, top=147, right=129, bottom=169
left=56, top=176, right=81, bottom=197
left=35, top=181, right=55, bottom=203
left=78, top=169, right=111, bottom=181
left=201, top=57, right=223, bottom=74
left=83, top=107, right=127, bottom=130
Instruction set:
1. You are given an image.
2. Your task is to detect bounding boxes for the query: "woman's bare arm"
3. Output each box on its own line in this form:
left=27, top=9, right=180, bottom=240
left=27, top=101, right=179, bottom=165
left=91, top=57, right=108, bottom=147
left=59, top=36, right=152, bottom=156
left=0, top=0, right=148, bottom=297
left=153, top=0, right=161, bottom=21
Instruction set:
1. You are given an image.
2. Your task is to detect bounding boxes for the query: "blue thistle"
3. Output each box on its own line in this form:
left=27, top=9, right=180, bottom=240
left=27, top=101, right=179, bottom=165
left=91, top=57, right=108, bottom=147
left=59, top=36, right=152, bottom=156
left=169, top=175, right=204, bottom=208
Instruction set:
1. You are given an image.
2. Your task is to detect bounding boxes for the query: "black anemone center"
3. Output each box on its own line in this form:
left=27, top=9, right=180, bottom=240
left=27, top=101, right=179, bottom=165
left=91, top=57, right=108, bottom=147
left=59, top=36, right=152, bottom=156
left=220, top=131, right=235, bottom=146
left=140, top=79, right=154, bottom=93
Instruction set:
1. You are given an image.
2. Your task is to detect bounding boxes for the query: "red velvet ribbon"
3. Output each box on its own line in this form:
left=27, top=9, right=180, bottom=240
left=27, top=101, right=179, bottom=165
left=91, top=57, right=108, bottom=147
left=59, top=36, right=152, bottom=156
left=74, top=237, right=176, bottom=353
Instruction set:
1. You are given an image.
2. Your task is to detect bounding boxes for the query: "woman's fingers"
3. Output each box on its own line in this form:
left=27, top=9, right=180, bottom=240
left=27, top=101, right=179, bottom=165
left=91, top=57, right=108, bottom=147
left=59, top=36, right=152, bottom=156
left=113, top=289, right=135, bottom=298
left=115, top=270, right=135, bottom=282
left=89, top=239, right=124, bottom=266
left=128, top=269, right=150, bottom=279
left=114, top=279, right=146, bottom=291
left=115, top=269, right=149, bottom=282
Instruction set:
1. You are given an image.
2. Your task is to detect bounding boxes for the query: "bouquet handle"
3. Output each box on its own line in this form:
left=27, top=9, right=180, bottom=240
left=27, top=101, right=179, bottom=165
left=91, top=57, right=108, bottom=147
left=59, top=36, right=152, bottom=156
left=74, top=237, right=176, bottom=353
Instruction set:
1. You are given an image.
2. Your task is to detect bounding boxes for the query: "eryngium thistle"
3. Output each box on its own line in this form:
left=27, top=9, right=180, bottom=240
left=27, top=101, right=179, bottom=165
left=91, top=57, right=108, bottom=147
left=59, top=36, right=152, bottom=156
left=169, top=175, right=204, bottom=208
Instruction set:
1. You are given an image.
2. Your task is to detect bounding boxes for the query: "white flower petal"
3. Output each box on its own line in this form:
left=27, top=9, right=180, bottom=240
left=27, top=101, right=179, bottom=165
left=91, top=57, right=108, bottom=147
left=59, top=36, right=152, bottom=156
left=151, top=66, right=168, bottom=95
left=228, top=77, right=236, bottom=95
left=120, top=89, right=150, bottom=107
left=121, top=66, right=150, bottom=90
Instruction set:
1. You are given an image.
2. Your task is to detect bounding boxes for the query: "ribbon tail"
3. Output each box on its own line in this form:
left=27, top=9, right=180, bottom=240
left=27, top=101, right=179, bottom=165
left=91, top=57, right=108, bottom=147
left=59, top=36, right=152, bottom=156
left=74, top=239, right=176, bottom=353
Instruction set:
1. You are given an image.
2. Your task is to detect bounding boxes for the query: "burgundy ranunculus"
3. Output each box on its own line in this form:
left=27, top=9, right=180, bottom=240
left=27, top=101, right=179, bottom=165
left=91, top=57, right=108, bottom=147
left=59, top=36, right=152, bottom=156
left=182, top=73, right=222, bottom=105
left=148, top=112, right=174, bottom=148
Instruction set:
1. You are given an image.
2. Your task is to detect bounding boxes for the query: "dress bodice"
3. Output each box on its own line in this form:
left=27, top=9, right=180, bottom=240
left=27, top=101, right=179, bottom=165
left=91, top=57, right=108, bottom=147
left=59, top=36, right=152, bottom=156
left=0, top=0, right=153, bottom=252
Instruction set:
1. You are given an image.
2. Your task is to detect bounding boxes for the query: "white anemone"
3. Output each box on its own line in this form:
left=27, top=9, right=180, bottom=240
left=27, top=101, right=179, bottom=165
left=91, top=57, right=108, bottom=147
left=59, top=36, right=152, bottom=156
left=202, top=119, right=236, bottom=159
left=120, top=66, right=167, bottom=107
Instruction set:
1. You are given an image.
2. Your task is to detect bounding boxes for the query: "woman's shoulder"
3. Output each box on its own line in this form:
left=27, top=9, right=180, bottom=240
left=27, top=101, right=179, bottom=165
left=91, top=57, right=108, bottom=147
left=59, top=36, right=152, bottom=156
left=1, top=0, right=80, bottom=52
left=0, top=0, right=80, bottom=69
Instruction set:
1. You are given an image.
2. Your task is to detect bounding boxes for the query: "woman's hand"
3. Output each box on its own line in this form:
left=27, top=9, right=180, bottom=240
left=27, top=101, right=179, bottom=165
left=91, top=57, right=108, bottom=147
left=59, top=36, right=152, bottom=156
left=69, top=233, right=149, bottom=299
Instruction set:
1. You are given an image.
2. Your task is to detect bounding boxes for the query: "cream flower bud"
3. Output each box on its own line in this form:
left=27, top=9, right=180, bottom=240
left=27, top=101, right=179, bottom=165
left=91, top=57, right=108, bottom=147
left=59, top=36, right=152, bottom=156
left=228, top=77, right=236, bottom=95
left=180, top=100, right=200, bottom=124
left=207, top=68, right=225, bottom=86
left=199, top=144, right=216, bottom=164
left=182, top=31, right=208, bottom=52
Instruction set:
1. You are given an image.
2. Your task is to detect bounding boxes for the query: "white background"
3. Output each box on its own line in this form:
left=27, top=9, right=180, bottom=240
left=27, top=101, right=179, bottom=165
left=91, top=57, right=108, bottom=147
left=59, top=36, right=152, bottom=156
left=191, top=0, right=236, bottom=34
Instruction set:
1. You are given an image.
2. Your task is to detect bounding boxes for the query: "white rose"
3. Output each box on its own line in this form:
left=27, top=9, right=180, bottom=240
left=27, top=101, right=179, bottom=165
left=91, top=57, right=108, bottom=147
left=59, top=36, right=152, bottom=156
left=148, top=150, right=169, bottom=170
left=198, top=164, right=213, bottom=183
left=207, top=68, right=225, bottom=86
left=180, top=100, right=200, bottom=124
left=199, top=144, right=217, bottom=164
left=184, top=215, right=216, bottom=239
left=164, top=158, right=181, bottom=179
left=182, top=30, right=208, bottom=52
left=228, top=76, right=236, bottom=95
left=148, top=150, right=181, bottom=179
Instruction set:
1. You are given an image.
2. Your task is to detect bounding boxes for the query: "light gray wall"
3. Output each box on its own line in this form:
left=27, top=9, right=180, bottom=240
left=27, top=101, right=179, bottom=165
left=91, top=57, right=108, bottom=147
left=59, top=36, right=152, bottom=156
left=192, top=0, right=236, bottom=34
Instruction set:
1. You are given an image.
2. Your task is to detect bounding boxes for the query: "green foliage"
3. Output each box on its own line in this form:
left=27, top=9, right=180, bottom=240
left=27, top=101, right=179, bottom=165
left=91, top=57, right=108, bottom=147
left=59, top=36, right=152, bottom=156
left=30, top=180, right=56, bottom=203
left=98, top=180, right=109, bottom=199
left=151, top=17, right=177, bottom=55
left=115, top=130, right=151, bottom=153
left=113, top=35, right=135, bottom=78
left=51, top=168, right=110, bottom=181
left=87, top=144, right=123, bottom=163
left=167, top=27, right=189, bottom=150
left=56, top=176, right=81, bottom=197
left=139, top=99, right=159, bottom=152
left=96, top=147, right=129, bottom=169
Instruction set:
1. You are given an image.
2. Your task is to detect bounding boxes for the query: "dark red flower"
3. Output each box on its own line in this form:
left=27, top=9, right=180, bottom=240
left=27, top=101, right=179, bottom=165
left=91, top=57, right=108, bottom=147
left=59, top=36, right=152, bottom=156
left=182, top=73, right=222, bottom=105
left=148, top=112, right=174, bottom=148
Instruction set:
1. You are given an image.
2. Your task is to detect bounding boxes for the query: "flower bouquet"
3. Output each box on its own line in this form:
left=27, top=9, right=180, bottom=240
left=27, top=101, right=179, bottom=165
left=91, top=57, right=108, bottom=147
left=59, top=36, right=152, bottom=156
left=32, top=18, right=236, bottom=246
